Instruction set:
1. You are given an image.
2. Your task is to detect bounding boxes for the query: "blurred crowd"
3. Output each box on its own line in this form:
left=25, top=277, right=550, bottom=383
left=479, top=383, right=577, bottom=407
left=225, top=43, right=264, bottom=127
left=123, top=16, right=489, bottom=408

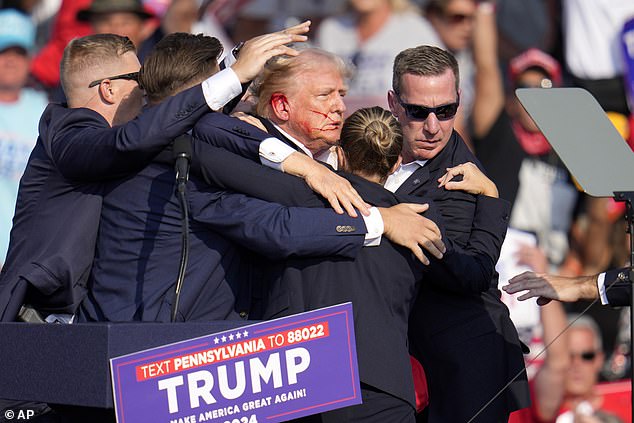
left=0, top=0, right=633, bottom=420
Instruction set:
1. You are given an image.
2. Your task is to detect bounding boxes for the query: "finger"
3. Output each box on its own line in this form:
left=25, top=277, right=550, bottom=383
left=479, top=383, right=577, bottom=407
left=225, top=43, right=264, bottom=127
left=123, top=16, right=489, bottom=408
left=419, top=238, right=444, bottom=259
left=508, top=271, right=535, bottom=283
left=252, top=34, right=302, bottom=51
left=432, top=237, right=446, bottom=255
left=437, top=172, right=449, bottom=187
left=347, top=192, right=371, bottom=216
left=280, top=20, right=311, bottom=35
left=326, top=194, right=345, bottom=215
left=442, top=180, right=463, bottom=191
left=517, top=291, right=538, bottom=301
left=264, top=45, right=301, bottom=59
left=339, top=196, right=358, bottom=218
left=536, top=297, right=552, bottom=306
left=403, top=203, right=429, bottom=213
left=410, top=245, right=430, bottom=266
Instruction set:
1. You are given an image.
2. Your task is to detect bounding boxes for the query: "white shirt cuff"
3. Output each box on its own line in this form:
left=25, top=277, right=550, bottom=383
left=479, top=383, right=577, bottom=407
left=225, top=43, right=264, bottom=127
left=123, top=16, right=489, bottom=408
left=223, top=48, right=238, bottom=67
left=597, top=272, right=609, bottom=305
left=362, top=206, right=383, bottom=246
left=259, top=137, right=297, bottom=171
left=201, top=68, right=242, bottom=111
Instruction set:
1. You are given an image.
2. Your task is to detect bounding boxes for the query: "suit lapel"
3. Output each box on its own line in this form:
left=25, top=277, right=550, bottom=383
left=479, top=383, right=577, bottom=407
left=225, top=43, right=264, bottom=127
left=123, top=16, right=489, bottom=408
left=395, top=165, right=430, bottom=196
left=256, top=117, right=305, bottom=153
left=395, top=132, right=461, bottom=196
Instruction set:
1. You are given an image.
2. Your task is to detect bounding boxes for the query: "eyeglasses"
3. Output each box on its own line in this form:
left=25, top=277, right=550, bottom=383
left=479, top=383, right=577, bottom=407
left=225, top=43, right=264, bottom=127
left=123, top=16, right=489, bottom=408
left=443, top=12, right=475, bottom=25
left=570, top=351, right=598, bottom=362
left=88, top=72, right=141, bottom=88
left=395, top=93, right=460, bottom=121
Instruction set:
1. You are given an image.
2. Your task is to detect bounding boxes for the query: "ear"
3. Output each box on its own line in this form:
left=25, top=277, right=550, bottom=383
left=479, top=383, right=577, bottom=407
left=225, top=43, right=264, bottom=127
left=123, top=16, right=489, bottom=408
left=388, top=155, right=402, bottom=176
left=335, top=145, right=348, bottom=171
left=270, top=93, right=290, bottom=122
left=98, top=80, right=117, bottom=105
left=387, top=90, right=398, bottom=116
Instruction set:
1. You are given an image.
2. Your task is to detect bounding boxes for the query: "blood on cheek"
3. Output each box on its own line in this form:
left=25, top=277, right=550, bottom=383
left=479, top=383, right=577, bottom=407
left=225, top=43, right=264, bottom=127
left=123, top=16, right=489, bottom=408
left=308, top=109, right=337, bottom=132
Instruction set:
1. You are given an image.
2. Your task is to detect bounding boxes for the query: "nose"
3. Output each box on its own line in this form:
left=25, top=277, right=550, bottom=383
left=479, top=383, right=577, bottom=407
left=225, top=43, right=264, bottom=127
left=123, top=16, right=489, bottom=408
left=423, top=113, right=441, bottom=134
left=333, top=94, right=346, bottom=114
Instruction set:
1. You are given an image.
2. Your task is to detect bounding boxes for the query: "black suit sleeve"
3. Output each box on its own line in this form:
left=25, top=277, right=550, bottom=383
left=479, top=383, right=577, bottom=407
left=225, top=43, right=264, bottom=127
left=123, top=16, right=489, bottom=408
left=604, top=267, right=633, bottom=306
left=188, top=139, right=330, bottom=208
left=423, top=195, right=511, bottom=294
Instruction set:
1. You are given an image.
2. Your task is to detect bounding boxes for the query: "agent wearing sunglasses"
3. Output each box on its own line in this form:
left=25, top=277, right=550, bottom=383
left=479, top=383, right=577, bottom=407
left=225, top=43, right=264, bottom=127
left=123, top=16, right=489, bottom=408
left=386, top=45, right=530, bottom=423
left=0, top=23, right=311, bottom=323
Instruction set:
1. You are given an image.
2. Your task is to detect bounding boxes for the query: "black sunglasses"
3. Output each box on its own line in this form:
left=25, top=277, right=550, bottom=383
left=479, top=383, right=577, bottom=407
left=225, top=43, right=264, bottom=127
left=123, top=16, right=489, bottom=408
left=395, top=93, right=460, bottom=121
left=570, top=351, right=597, bottom=362
left=88, top=71, right=141, bottom=88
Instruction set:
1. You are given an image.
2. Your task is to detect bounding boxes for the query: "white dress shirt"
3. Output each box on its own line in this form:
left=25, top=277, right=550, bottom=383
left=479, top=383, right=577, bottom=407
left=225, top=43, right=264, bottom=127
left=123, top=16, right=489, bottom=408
left=384, top=160, right=428, bottom=193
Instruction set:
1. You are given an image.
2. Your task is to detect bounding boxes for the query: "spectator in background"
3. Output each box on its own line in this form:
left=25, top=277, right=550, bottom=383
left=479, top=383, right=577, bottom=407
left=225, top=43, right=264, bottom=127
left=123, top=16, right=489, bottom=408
left=76, top=0, right=158, bottom=60
left=30, top=0, right=92, bottom=91
left=512, top=315, right=624, bottom=423
left=0, top=9, right=48, bottom=268
left=316, top=0, right=441, bottom=113
left=562, top=0, right=634, bottom=118
left=424, top=0, right=477, bottom=143
left=470, top=0, right=577, bottom=269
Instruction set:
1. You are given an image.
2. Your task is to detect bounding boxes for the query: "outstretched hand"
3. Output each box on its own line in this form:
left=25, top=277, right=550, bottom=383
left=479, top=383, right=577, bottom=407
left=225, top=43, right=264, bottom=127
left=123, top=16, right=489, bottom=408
left=503, top=272, right=599, bottom=305
left=231, top=20, right=311, bottom=84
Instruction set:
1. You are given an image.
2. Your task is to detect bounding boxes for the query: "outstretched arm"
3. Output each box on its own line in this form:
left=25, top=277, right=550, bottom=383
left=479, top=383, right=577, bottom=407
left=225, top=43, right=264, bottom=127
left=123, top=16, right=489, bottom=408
left=503, top=272, right=600, bottom=305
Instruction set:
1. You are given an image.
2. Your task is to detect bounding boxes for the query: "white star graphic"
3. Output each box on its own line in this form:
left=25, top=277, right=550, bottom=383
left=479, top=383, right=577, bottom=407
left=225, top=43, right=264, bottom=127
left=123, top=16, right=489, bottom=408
left=228, top=333, right=234, bottom=341
left=214, top=337, right=219, bottom=344
left=221, top=335, right=227, bottom=342
left=243, top=330, right=249, bottom=337
left=235, top=332, right=242, bottom=339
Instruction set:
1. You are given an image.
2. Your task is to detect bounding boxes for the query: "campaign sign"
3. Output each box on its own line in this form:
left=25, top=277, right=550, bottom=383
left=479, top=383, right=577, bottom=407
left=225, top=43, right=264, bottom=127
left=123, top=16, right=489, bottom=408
left=110, top=303, right=361, bottom=423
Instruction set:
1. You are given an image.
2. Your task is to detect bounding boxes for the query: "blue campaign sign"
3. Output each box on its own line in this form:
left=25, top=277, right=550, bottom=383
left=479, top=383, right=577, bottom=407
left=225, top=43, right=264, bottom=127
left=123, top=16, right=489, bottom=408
left=110, top=303, right=361, bottom=423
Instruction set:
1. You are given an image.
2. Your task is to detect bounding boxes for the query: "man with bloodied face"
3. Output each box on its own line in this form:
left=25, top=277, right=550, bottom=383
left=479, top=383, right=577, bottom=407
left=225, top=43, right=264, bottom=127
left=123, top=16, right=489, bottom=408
left=251, top=48, right=350, bottom=168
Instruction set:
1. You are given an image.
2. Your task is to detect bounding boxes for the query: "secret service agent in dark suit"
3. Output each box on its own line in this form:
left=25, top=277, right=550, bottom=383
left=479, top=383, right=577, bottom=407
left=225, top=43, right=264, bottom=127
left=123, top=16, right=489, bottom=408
left=0, top=81, right=222, bottom=323
left=78, top=154, right=369, bottom=322
left=400, top=132, right=530, bottom=423
left=185, top=112, right=511, bottom=422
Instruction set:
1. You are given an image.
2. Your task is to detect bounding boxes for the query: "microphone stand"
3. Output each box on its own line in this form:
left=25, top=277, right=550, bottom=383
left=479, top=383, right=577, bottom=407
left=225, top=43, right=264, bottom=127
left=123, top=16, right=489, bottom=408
left=613, top=191, right=634, bottom=411
left=170, top=135, right=192, bottom=322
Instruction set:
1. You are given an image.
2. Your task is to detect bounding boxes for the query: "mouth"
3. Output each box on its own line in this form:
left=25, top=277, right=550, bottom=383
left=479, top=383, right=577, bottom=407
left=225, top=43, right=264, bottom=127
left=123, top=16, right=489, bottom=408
left=416, top=139, right=440, bottom=149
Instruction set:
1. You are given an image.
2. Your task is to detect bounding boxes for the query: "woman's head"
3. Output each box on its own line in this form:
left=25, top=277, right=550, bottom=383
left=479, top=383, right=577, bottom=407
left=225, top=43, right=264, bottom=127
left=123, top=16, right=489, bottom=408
left=339, top=106, right=402, bottom=183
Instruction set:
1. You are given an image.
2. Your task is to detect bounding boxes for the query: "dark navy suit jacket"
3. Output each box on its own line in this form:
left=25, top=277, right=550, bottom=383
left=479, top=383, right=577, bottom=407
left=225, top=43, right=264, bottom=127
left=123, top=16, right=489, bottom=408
left=0, top=84, right=212, bottom=321
left=78, top=161, right=366, bottom=322
left=403, top=132, right=530, bottom=423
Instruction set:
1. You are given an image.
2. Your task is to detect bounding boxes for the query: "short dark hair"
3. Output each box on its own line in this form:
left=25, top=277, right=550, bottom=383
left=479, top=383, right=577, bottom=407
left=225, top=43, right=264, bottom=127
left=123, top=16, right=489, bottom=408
left=392, top=45, right=459, bottom=95
left=139, top=32, right=223, bottom=104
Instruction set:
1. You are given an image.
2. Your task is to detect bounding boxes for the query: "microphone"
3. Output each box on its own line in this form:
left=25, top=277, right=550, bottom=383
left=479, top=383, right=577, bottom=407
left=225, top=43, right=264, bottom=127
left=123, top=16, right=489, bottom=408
left=171, top=134, right=192, bottom=322
left=173, top=134, right=191, bottom=188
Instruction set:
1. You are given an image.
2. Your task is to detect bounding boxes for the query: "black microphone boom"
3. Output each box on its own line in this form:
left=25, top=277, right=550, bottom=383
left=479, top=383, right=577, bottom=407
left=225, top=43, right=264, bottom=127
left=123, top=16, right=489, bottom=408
left=173, top=134, right=192, bottom=188
left=171, top=134, right=192, bottom=322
